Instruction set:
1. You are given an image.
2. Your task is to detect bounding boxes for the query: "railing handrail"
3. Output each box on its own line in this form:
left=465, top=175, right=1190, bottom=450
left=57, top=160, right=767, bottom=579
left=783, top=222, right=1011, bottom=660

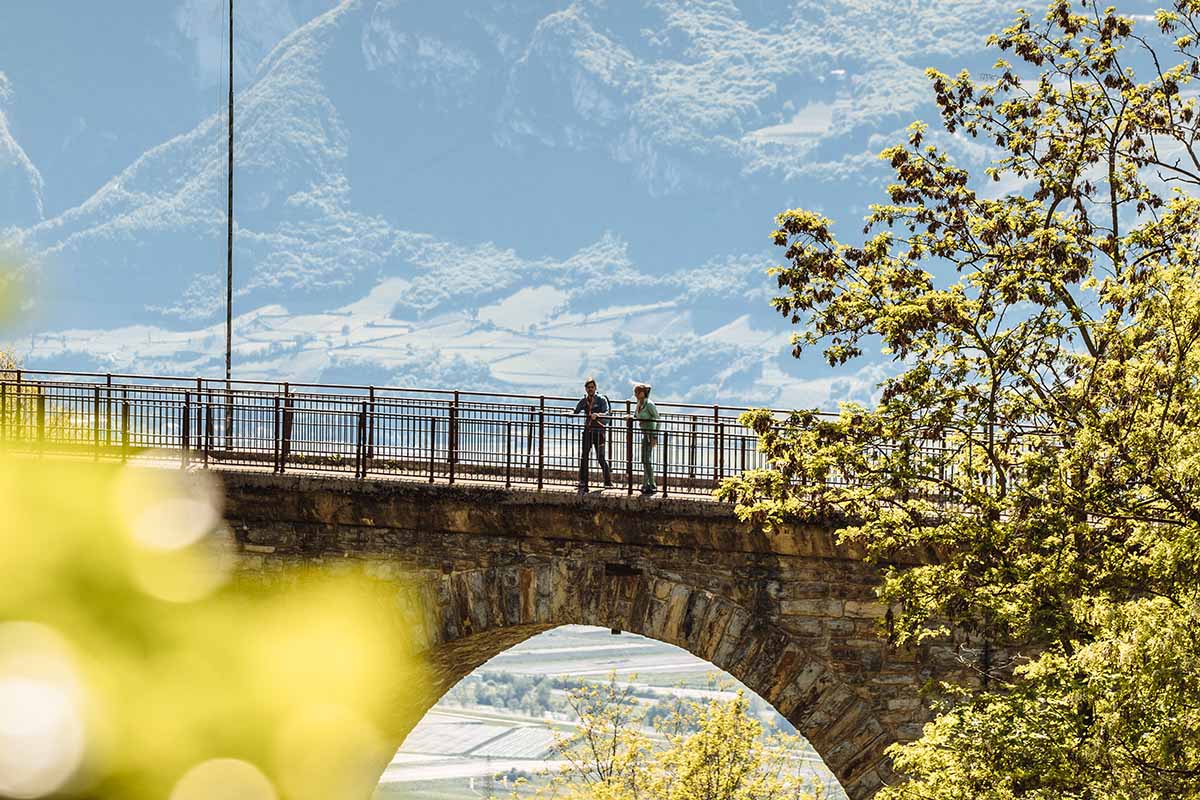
left=0, top=368, right=833, bottom=419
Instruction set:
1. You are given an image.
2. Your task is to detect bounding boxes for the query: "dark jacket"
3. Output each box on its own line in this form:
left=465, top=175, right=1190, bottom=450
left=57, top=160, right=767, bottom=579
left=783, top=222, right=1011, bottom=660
left=574, top=394, right=610, bottom=431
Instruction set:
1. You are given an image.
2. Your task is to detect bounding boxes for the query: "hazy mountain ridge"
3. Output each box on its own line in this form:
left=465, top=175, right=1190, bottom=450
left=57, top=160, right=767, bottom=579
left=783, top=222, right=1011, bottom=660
left=2, top=0, right=1024, bottom=405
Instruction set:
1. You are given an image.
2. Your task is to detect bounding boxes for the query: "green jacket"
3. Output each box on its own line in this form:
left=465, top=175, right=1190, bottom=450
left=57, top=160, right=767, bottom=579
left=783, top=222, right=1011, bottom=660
left=635, top=399, right=659, bottom=439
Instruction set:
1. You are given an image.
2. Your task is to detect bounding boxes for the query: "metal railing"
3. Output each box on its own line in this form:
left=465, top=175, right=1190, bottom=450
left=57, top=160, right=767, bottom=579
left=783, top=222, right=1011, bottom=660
left=0, top=370, right=802, bottom=498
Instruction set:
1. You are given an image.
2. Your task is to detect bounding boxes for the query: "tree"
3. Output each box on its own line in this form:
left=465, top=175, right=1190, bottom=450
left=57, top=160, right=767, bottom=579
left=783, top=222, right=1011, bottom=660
left=540, top=675, right=825, bottom=800
left=717, top=1, right=1200, bottom=796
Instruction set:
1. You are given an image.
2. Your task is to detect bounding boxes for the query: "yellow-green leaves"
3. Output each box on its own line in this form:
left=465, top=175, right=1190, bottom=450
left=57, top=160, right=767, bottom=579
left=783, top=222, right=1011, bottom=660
left=0, top=456, right=423, bottom=800
left=724, top=0, right=1200, bottom=796
left=542, top=679, right=826, bottom=800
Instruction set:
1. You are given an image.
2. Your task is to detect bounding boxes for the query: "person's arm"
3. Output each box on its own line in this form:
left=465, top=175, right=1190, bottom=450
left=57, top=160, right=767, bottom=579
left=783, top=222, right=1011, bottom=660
left=573, top=398, right=585, bottom=414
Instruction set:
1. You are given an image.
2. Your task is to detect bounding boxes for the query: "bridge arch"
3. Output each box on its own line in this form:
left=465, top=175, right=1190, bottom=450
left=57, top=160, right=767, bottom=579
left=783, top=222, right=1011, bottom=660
left=397, top=562, right=895, bottom=798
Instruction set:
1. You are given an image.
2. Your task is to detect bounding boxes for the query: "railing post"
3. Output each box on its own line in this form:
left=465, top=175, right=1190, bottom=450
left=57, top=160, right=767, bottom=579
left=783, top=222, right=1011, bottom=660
left=689, top=415, right=697, bottom=479
left=355, top=402, right=367, bottom=479
left=625, top=414, right=634, bottom=496
left=713, top=406, right=721, bottom=485
left=537, top=396, right=545, bottom=490
left=36, top=385, right=45, bottom=446
left=448, top=400, right=458, bottom=484
left=14, top=370, right=22, bottom=442
left=182, top=392, right=191, bottom=469
left=224, top=382, right=233, bottom=452
left=281, top=383, right=293, bottom=470
left=661, top=429, right=669, bottom=498
left=1, top=380, right=8, bottom=445
left=367, top=386, right=376, bottom=460
left=505, top=421, right=513, bottom=488
left=92, top=385, right=100, bottom=460
left=121, top=400, right=130, bottom=462
left=525, top=405, right=535, bottom=471
left=716, top=421, right=725, bottom=484
left=272, top=395, right=282, bottom=474
left=204, top=401, right=213, bottom=467
left=105, top=374, right=112, bottom=448
left=428, top=416, right=436, bottom=483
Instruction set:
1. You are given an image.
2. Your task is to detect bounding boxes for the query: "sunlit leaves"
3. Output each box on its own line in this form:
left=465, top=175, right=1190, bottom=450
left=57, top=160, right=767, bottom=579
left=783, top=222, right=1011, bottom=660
left=0, top=457, right=422, bottom=800
left=723, top=0, right=1200, bottom=796
left=541, top=677, right=826, bottom=800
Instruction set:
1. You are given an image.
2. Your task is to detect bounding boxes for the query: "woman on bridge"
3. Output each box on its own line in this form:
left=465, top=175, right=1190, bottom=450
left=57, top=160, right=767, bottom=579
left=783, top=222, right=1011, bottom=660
left=632, top=382, right=659, bottom=496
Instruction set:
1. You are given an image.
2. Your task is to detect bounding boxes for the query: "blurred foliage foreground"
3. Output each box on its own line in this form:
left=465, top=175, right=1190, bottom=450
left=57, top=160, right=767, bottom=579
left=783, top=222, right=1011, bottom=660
left=0, top=453, right=422, bottom=800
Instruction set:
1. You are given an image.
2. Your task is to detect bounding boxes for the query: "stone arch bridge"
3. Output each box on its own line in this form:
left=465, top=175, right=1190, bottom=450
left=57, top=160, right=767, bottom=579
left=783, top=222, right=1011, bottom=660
left=224, top=471, right=963, bottom=800
left=0, top=371, right=976, bottom=799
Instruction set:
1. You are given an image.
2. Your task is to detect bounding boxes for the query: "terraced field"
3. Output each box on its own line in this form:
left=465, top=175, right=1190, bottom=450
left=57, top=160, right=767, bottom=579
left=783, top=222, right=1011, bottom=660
left=374, top=626, right=845, bottom=800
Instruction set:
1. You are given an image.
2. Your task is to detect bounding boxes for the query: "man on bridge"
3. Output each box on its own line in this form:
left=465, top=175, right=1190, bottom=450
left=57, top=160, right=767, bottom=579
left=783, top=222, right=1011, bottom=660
left=574, top=377, right=613, bottom=493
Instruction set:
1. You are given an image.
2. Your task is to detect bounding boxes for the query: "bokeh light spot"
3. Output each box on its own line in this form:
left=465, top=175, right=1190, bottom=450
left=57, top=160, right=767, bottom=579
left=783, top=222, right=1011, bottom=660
left=169, top=758, right=276, bottom=800
left=0, top=623, right=86, bottom=799
left=130, top=523, right=237, bottom=604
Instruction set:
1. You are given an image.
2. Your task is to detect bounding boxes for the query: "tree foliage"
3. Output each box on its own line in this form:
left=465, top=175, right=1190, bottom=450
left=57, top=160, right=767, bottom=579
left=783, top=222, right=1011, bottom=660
left=718, top=1, right=1200, bottom=796
left=539, top=676, right=825, bottom=800
left=0, top=457, right=421, bottom=800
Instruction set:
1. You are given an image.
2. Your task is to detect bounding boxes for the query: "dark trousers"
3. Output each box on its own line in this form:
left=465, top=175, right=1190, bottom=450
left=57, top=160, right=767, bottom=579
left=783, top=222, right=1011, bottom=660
left=579, top=427, right=612, bottom=488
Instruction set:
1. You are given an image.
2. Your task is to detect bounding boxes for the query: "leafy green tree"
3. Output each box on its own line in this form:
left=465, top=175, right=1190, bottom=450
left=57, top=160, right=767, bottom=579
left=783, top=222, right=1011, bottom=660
left=718, top=1, right=1200, bottom=796
left=541, top=675, right=824, bottom=800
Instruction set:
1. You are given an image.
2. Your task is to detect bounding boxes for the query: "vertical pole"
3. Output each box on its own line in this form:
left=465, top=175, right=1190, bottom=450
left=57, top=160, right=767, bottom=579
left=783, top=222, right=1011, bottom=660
left=505, top=421, right=512, bottom=488
left=1, top=381, right=8, bottom=445
left=537, top=396, right=545, bottom=490
left=182, top=392, right=191, bottom=468
left=625, top=414, right=634, bottom=496
left=740, top=435, right=747, bottom=472
left=661, top=430, right=669, bottom=498
left=224, top=0, right=235, bottom=427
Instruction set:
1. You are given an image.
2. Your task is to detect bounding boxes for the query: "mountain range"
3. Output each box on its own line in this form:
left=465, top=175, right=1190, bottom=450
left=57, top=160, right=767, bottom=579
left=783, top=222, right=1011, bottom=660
left=0, top=0, right=1043, bottom=405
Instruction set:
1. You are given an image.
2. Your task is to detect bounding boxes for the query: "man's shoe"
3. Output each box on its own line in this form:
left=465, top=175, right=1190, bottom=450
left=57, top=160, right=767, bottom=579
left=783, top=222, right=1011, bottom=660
left=640, top=487, right=655, bottom=496
left=603, top=481, right=614, bottom=489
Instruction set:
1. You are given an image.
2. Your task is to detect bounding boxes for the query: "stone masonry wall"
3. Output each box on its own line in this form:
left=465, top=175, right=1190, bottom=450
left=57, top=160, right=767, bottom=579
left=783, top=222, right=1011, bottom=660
left=219, top=471, right=970, bottom=800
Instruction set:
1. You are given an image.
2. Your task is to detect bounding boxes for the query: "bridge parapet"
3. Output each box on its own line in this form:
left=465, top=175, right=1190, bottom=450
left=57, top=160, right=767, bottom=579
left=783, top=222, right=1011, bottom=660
left=0, top=369, right=789, bottom=497
left=0, top=369, right=990, bottom=504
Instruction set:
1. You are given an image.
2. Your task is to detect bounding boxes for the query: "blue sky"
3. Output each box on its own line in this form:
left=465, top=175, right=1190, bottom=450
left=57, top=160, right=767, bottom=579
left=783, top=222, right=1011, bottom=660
left=0, top=0, right=1044, bottom=406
